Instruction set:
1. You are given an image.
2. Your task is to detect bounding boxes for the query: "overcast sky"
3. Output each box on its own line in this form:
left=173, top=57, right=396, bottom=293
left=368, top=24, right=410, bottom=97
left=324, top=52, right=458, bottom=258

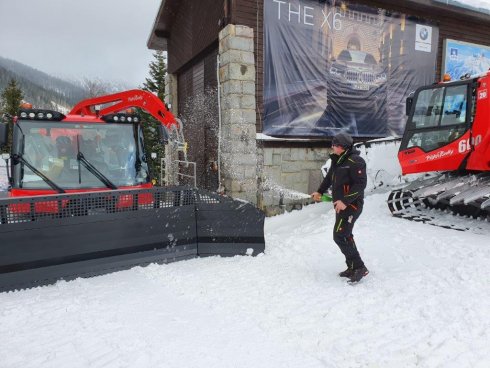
left=0, top=0, right=489, bottom=89
left=0, top=0, right=161, bottom=87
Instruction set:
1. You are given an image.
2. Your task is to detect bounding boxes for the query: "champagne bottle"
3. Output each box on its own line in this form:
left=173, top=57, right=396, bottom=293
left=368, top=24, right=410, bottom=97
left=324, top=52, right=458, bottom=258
left=321, top=194, right=332, bottom=202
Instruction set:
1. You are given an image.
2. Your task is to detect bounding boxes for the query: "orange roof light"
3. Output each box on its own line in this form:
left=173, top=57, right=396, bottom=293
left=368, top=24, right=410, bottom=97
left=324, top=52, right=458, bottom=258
left=443, top=73, right=451, bottom=82
left=20, top=102, right=33, bottom=109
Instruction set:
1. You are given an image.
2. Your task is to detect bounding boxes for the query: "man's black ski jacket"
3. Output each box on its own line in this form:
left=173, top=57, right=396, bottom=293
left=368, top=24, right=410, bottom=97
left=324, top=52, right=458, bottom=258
left=317, top=148, right=367, bottom=205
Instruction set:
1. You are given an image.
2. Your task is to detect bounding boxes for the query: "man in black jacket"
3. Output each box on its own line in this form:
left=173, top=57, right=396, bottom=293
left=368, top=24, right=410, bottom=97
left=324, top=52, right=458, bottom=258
left=311, top=132, right=369, bottom=283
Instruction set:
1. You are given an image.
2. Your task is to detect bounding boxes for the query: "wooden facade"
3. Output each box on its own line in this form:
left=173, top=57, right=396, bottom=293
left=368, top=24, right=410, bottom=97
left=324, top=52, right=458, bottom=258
left=153, top=0, right=224, bottom=74
left=148, top=0, right=223, bottom=189
left=177, top=49, right=219, bottom=189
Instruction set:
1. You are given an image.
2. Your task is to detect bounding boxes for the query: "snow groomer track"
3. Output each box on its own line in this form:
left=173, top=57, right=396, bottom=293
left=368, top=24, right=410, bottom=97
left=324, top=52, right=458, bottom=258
left=388, top=173, right=490, bottom=233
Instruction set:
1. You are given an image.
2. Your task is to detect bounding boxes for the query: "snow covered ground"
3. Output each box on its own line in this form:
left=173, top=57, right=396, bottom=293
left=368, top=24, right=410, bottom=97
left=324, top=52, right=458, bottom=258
left=1, top=192, right=489, bottom=367
left=1, top=141, right=489, bottom=367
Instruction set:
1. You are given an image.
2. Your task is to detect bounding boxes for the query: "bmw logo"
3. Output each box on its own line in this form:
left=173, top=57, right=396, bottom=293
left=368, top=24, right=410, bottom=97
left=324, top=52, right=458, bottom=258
left=419, top=27, right=429, bottom=41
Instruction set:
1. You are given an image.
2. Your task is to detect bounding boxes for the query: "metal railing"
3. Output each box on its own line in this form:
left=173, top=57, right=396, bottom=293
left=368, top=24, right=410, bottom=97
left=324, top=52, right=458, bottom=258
left=0, top=186, right=223, bottom=225
left=161, top=158, right=197, bottom=188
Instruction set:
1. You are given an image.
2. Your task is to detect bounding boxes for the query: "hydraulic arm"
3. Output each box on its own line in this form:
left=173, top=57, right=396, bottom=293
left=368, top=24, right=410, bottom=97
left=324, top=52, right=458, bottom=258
left=70, top=89, right=187, bottom=156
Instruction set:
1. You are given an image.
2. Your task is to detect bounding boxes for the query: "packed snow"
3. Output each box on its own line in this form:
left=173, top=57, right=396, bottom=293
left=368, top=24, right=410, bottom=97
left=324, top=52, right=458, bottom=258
left=1, top=195, right=489, bottom=367
left=1, top=169, right=489, bottom=367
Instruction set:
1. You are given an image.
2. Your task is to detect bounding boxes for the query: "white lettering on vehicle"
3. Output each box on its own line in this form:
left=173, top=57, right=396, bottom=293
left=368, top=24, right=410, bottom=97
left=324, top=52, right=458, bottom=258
left=458, top=134, right=482, bottom=153
left=128, top=95, right=143, bottom=102
left=478, top=89, right=487, bottom=100
left=426, top=149, right=454, bottom=161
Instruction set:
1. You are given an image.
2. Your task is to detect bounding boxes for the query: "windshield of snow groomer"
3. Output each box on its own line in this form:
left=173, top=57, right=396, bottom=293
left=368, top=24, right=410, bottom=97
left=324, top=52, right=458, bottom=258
left=12, top=121, right=150, bottom=189
left=402, top=83, right=470, bottom=152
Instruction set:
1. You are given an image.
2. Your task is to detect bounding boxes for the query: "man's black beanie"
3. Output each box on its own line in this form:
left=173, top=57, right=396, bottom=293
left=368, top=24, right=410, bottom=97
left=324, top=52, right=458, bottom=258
left=332, top=132, right=353, bottom=148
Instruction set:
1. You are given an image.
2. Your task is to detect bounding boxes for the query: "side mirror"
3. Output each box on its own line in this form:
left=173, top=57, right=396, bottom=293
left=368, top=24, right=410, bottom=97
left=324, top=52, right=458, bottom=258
left=0, top=122, right=9, bottom=149
left=158, top=125, right=169, bottom=145
left=406, top=96, right=414, bottom=116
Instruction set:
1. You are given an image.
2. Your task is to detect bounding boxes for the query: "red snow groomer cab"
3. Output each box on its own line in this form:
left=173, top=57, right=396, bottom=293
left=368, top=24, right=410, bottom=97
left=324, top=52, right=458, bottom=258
left=8, top=91, right=181, bottom=198
left=0, top=90, right=265, bottom=291
left=388, top=72, right=490, bottom=228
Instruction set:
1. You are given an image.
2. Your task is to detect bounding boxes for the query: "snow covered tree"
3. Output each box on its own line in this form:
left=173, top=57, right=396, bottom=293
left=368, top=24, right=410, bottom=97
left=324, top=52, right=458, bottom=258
left=141, top=51, right=167, bottom=184
left=0, top=79, right=23, bottom=152
left=82, top=78, right=111, bottom=98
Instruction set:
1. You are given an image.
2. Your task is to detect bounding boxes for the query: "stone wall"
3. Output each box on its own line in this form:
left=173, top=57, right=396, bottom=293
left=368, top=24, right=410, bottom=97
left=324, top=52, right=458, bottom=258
left=258, top=145, right=330, bottom=215
left=218, top=24, right=258, bottom=204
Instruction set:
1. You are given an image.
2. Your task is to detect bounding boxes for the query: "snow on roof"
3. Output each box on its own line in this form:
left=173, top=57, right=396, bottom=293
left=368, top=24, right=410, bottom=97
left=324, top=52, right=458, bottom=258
left=434, top=0, right=490, bottom=14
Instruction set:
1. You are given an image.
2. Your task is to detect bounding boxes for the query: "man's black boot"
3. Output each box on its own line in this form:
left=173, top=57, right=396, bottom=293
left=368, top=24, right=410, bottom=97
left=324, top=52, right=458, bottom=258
left=348, top=266, right=369, bottom=283
left=338, top=268, right=354, bottom=278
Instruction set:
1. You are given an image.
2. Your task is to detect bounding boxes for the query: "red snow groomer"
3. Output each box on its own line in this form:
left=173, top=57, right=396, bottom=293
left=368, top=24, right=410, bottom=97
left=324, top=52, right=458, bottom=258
left=0, top=90, right=265, bottom=291
left=388, top=72, right=490, bottom=228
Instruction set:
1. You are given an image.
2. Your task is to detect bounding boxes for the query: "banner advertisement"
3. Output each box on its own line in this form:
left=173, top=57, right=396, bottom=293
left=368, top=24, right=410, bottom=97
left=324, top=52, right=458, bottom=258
left=442, top=39, right=490, bottom=81
left=263, top=0, right=439, bottom=137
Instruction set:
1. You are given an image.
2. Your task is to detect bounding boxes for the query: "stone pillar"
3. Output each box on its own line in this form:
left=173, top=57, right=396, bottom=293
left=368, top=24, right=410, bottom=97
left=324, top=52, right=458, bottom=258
left=218, top=25, right=258, bottom=204
left=165, top=73, right=178, bottom=115
left=164, top=73, right=179, bottom=185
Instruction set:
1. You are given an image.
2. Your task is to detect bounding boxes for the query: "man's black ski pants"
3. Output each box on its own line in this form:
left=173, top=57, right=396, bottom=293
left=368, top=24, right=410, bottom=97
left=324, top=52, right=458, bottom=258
left=333, top=202, right=365, bottom=270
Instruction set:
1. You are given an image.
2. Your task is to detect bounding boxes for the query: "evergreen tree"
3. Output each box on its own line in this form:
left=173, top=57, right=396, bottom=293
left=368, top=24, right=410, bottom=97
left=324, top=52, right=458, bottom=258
left=141, top=51, right=167, bottom=184
left=143, top=51, right=167, bottom=101
left=0, top=79, right=24, bottom=152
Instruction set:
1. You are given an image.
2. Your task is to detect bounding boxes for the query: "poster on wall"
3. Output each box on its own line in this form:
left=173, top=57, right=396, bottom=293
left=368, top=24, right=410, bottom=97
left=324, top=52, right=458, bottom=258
left=263, top=0, right=439, bottom=138
left=442, top=39, right=490, bottom=81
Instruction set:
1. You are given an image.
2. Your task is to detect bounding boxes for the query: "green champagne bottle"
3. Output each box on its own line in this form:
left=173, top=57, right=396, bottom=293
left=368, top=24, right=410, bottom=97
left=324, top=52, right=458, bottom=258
left=321, top=194, right=332, bottom=202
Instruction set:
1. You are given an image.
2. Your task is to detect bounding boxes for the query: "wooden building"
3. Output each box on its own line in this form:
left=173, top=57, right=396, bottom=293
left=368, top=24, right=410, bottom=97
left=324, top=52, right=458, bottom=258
left=148, top=0, right=490, bottom=210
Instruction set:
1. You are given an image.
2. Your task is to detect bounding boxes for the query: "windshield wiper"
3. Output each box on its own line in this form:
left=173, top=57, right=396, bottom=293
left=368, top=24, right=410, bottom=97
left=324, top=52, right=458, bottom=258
left=76, top=136, right=117, bottom=190
left=14, top=124, right=65, bottom=193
